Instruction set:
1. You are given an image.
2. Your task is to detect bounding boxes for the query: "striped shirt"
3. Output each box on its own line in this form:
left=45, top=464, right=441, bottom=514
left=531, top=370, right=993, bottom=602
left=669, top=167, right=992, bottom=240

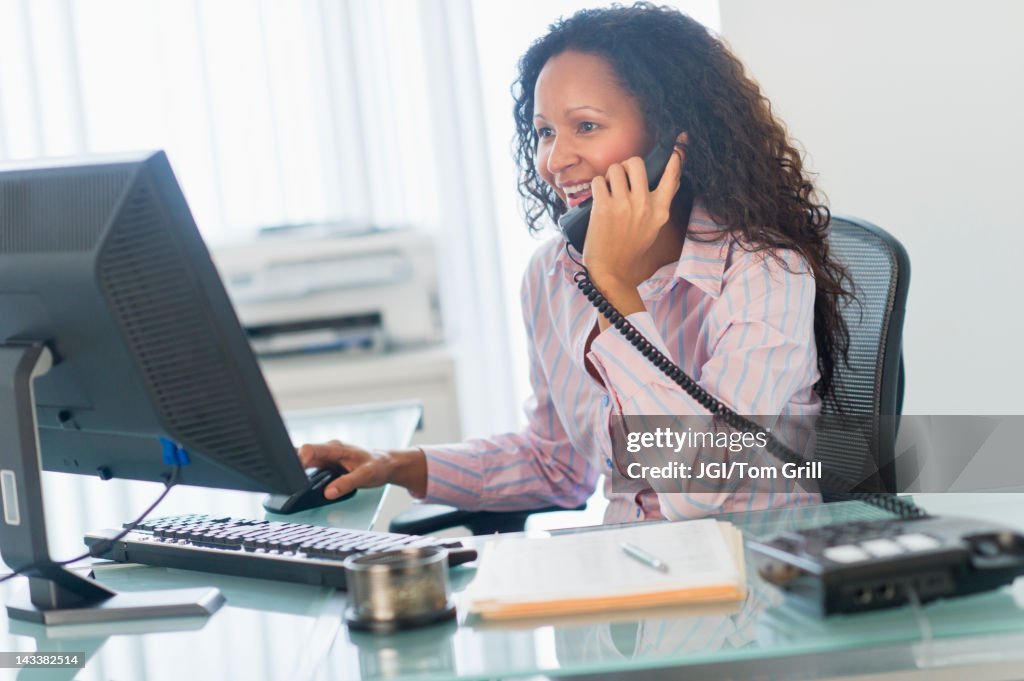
left=420, top=202, right=821, bottom=523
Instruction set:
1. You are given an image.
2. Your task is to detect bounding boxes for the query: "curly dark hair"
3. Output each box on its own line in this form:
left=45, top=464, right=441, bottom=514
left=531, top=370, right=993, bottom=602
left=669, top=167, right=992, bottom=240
left=512, top=2, right=851, bottom=404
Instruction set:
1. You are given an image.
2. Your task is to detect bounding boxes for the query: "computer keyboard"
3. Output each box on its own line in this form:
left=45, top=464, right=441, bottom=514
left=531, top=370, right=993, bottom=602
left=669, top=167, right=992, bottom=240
left=83, top=514, right=477, bottom=589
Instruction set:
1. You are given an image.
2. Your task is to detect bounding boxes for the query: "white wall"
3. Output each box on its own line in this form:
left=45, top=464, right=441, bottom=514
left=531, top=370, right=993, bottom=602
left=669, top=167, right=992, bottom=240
left=720, top=0, right=1024, bottom=414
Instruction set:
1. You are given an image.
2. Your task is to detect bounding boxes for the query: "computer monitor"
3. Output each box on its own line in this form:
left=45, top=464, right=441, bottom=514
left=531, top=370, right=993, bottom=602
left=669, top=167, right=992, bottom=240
left=0, top=151, right=309, bottom=624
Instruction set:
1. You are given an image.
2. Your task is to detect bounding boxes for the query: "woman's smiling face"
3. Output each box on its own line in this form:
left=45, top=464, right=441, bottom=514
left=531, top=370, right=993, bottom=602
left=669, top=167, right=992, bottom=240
left=533, top=50, right=650, bottom=209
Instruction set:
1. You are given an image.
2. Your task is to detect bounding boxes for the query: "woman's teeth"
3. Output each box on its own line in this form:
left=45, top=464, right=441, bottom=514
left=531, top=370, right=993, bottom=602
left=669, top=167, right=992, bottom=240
left=563, top=181, right=593, bottom=207
left=567, top=189, right=592, bottom=207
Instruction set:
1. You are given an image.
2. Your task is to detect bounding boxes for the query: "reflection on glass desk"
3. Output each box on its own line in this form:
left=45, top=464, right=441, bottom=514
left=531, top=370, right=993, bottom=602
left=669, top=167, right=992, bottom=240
left=312, top=495, right=1024, bottom=681
left=5, top=456, right=1024, bottom=680
left=0, top=401, right=421, bottom=681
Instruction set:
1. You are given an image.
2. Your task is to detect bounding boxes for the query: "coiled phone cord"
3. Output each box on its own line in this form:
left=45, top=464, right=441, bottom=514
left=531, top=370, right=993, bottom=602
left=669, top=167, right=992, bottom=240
left=573, top=268, right=928, bottom=521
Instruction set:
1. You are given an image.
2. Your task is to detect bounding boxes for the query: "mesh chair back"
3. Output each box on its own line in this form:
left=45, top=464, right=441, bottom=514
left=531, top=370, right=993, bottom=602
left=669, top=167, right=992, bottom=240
left=816, top=217, right=909, bottom=493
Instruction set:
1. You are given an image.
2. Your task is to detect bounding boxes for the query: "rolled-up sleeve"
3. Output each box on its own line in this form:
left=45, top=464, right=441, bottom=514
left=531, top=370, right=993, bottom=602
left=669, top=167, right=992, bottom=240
left=419, top=252, right=599, bottom=511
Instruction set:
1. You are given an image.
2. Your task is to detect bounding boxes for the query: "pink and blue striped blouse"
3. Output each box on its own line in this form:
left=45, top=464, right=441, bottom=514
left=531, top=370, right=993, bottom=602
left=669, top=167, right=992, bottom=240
left=419, top=202, right=821, bottom=524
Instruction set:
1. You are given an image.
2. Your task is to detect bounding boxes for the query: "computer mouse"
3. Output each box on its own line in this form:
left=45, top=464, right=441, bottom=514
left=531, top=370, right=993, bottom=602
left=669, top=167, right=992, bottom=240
left=262, top=465, right=356, bottom=514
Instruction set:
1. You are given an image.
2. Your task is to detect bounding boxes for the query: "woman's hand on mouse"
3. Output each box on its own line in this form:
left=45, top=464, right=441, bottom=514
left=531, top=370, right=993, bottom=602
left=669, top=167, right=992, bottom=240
left=297, top=442, right=428, bottom=500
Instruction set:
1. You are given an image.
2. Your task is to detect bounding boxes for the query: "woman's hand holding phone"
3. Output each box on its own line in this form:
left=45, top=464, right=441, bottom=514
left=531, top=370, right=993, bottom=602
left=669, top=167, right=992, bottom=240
left=582, top=144, right=684, bottom=294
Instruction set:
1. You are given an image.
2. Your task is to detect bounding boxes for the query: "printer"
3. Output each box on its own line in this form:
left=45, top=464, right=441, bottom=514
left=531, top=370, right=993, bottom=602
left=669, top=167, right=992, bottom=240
left=212, top=225, right=443, bottom=356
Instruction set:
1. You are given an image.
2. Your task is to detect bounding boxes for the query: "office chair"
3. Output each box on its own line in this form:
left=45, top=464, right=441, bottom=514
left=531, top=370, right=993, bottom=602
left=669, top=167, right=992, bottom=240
left=390, top=216, right=909, bottom=535
left=816, top=215, right=909, bottom=495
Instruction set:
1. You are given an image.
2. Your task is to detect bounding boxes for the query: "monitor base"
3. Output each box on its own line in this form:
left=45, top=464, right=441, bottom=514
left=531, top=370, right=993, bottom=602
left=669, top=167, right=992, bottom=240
left=6, top=585, right=225, bottom=626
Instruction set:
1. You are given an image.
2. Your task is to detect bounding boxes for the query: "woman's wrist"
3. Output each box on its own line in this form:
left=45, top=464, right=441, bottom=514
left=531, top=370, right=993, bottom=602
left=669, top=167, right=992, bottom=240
left=590, top=274, right=646, bottom=331
left=384, top=447, right=429, bottom=498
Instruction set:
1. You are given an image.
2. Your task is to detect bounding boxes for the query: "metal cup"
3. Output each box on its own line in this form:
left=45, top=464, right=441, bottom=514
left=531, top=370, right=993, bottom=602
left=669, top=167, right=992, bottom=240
left=343, top=546, right=456, bottom=633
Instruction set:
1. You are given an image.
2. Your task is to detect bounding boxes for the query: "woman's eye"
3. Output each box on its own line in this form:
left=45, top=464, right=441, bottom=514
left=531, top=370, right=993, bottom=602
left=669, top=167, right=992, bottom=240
left=579, top=121, right=598, bottom=133
left=536, top=127, right=554, bottom=138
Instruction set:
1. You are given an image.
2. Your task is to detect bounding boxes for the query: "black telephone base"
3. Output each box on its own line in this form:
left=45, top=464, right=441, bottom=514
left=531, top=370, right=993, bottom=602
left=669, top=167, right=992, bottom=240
left=749, top=515, right=1024, bottom=616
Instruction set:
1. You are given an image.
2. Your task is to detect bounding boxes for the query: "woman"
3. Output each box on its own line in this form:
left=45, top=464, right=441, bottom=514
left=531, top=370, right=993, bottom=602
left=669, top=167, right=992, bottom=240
left=300, top=3, right=850, bottom=522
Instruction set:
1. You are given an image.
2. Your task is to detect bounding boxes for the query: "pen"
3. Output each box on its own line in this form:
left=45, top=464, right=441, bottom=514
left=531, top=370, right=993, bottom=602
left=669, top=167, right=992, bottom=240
left=619, top=541, right=669, bottom=573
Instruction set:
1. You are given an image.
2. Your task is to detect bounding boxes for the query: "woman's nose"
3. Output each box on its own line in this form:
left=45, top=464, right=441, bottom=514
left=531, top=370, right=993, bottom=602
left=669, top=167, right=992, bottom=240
left=546, top=137, right=580, bottom=176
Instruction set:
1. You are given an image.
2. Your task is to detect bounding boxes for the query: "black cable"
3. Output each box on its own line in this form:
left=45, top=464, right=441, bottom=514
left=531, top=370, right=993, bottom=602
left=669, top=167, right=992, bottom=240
left=571, top=263, right=926, bottom=520
left=0, top=465, right=181, bottom=584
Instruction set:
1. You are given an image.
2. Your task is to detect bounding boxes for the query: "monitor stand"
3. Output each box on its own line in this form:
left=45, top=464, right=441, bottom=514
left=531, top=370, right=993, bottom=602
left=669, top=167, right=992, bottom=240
left=0, top=343, right=224, bottom=625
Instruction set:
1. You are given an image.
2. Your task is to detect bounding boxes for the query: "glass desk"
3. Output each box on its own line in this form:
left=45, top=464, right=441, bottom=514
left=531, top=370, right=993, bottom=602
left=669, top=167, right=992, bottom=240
left=0, top=401, right=421, bottom=681
left=4, top=447, right=1024, bottom=680
left=311, top=494, right=1024, bottom=681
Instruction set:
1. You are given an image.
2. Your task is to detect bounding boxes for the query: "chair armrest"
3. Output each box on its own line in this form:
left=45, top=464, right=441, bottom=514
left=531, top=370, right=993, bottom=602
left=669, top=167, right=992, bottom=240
left=389, top=503, right=586, bottom=536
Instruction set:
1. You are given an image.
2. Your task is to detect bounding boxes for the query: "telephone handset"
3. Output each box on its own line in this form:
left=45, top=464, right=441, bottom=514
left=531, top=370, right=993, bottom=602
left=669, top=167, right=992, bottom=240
left=560, top=134, right=923, bottom=521
left=558, top=138, right=678, bottom=254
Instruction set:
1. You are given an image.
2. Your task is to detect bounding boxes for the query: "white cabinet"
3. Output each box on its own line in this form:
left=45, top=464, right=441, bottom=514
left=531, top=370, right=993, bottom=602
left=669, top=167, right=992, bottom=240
left=259, top=345, right=461, bottom=446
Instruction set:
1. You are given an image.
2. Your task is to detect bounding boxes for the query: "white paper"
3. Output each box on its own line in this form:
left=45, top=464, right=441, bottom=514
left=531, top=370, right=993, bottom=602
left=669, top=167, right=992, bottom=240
left=465, top=519, right=741, bottom=606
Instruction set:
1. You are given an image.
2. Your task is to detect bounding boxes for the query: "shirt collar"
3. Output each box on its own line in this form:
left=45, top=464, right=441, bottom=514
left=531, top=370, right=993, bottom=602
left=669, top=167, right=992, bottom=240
left=550, top=200, right=731, bottom=299
left=672, top=201, right=730, bottom=298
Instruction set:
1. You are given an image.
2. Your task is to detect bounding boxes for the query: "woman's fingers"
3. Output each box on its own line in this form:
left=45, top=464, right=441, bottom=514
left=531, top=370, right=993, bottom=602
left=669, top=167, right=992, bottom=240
left=604, top=162, right=629, bottom=197
left=620, top=156, right=649, bottom=199
left=590, top=172, right=610, bottom=203
left=323, top=466, right=364, bottom=499
left=614, top=151, right=680, bottom=228
left=297, top=440, right=355, bottom=468
left=297, top=442, right=334, bottom=468
left=652, top=148, right=683, bottom=206
left=654, top=131, right=688, bottom=202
